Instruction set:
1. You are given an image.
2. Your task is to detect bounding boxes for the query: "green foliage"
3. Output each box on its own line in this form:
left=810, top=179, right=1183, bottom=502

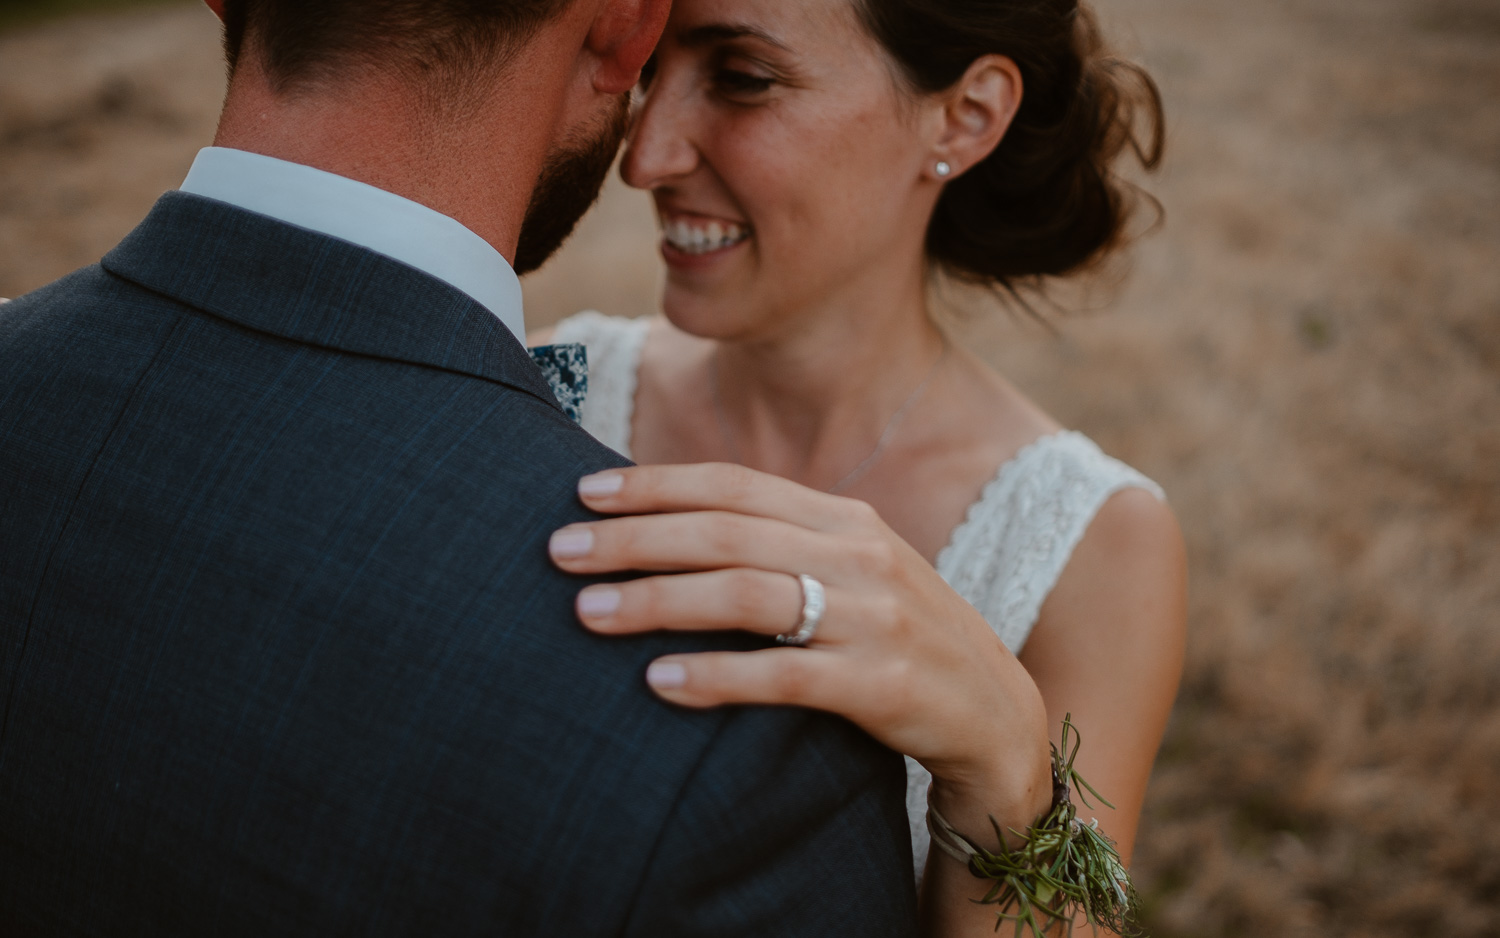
left=938, top=715, right=1146, bottom=937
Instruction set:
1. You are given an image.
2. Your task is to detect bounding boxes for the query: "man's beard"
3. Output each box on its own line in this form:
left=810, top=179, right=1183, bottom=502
left=512, top=97, right=630, bottom=276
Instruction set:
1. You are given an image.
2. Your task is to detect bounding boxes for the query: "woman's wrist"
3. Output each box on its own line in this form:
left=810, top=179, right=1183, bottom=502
left=925, top=678, right=1054, bottom=848
left=926, top=747, right=1053, bottom=851
left=923, top=716, right=1147, bottom=938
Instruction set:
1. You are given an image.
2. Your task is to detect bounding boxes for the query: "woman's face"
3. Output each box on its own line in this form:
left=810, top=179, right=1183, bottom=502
left=620, top=0, right=939, bottom=341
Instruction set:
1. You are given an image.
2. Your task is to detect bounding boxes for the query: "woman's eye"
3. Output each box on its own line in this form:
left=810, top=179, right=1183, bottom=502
left=713, top=69, right=775, bottom=97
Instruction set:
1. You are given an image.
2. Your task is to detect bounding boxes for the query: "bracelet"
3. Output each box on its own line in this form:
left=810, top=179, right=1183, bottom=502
left=925, top=715, right=1144, bottom=937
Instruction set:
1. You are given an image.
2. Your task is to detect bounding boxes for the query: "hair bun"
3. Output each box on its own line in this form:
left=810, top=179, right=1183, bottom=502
left=859, top=1, right=1165, bottom=295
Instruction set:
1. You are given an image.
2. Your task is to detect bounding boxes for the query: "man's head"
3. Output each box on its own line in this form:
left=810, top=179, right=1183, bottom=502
left=203, top=0, right=668, bottom=270
left=216, top=1, right=564, bottom=97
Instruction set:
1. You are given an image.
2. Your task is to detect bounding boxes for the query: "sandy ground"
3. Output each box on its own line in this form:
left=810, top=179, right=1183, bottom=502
left=3, top=2, right=1498, bottom=935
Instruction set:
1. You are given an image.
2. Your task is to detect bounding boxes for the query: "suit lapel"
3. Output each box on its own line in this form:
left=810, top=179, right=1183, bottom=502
left=102, top=191, right=562, bottom=412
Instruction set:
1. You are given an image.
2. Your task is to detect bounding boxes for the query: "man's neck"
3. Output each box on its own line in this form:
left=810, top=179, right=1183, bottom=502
left=210, top=56, right=567, bottom=264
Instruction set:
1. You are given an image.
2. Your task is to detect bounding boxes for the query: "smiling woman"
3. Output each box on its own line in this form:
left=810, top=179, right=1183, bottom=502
left=624, top=0, right=960, bottom=345
left=535, top=0, right=1182, bottom=935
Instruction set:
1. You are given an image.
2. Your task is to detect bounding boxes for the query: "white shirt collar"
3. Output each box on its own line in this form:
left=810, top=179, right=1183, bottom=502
left=179, top=147, right=526, bottom=344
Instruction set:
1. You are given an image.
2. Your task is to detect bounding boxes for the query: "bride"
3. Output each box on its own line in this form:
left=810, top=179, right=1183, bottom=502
left=536, top=0, right=1186, bottom=932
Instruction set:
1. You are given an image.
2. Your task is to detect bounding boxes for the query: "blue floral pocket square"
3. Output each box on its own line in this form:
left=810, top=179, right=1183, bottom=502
left=527, top=343, right=589, bottom=424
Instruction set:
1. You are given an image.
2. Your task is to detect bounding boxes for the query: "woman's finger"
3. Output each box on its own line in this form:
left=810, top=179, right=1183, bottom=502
left=578, top=569, right=800, bottom=636
left=575, top=462, right=880, bottom=534
left=643, top=648, right=862, bottom=712
left=577, top=571, right=877, bottom=643
left=550, top=509, right=888, bottom=583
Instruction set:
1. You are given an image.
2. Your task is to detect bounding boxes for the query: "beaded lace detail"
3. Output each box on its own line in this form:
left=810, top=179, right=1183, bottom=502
left=548, top=311, right=1166, bottom=880
left=934, top=430, right=1164, bottom=652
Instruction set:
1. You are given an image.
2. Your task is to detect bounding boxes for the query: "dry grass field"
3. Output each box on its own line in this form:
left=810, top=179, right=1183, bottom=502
left=2, top=1, right=1497, bottom=935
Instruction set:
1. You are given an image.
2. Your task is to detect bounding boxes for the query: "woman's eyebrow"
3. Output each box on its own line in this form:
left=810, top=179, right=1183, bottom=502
left=677, top=23, right=792, bottom=52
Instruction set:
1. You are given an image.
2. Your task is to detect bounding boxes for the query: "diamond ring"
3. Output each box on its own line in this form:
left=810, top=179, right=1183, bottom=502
left=776, top=574, right=826, bottom=647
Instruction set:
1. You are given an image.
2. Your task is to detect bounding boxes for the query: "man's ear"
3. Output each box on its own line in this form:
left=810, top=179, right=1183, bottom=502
left=203, top=0, right=226, bottom=21
left=587, top=0, right=672, bottom=95
left=930, top=55, right=1023, bottom=182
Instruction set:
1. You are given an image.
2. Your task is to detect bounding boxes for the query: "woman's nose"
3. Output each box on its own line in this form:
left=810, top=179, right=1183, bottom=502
left=620, top=85, right=700, bottom=191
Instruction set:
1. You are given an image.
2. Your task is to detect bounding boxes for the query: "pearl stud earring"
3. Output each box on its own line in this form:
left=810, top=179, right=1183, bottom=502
left=934, top=161, right=953, bottom=178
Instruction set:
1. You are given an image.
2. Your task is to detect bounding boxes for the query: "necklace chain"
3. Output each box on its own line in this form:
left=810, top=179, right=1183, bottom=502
left=709, top=341, right=949, bottom=495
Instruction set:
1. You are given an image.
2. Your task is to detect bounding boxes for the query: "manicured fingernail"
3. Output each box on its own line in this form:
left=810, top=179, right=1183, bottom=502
left=549, top=527, right=594, bottom=559
left=578, top=472, right=624, bottom=497
left=646, top=660, right=687, bottom=690
left=577, top=586, right=621, bottom=618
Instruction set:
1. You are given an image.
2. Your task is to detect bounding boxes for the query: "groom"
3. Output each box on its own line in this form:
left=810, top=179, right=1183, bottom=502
left=0, top=1, right=917, bottom=934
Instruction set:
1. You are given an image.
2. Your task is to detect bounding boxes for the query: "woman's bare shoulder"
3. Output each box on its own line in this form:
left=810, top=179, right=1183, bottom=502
left=1030, top=484, right=1187, bottom=663
left=1082, top=487, right=1183, bottom=563
left=944, top=345, right=1065, bottom=468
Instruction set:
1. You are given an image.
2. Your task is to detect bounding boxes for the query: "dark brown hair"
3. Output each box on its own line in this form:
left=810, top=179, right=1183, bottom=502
left=220, top=0, right=571, bottom=92
left=857, top=0, right=1164, bottom=293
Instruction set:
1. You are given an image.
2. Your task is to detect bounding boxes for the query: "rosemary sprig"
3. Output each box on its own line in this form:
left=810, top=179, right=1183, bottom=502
left=934, top=715, right=1146, bottom=937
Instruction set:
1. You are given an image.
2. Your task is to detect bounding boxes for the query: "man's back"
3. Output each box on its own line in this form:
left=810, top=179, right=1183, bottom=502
left=0, top=195, right=916, bottom=936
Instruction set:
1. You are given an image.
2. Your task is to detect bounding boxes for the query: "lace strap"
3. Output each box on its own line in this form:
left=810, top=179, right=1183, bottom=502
left=551, top=311, right=650, bottom=459
left=935, top=431, right=1165, bottom=655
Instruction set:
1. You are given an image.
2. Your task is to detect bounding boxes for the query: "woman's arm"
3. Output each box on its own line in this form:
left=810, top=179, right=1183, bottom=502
left=922, top=489, right=1187, bottom=936
left=1021, top=488, right=1187, bottom=866
left=548, top=464, right=1183, bottom=938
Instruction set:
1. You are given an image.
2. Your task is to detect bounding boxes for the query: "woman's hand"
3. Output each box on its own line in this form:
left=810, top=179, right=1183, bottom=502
left=548, top=462, right=1053, bottom=832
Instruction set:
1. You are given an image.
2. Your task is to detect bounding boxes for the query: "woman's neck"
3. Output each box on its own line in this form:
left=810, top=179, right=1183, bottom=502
left=705, top=282, right=948, bottom=491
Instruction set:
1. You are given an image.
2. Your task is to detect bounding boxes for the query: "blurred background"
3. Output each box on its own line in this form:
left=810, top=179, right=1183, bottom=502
left=3, top=0, right=1497, bottom=934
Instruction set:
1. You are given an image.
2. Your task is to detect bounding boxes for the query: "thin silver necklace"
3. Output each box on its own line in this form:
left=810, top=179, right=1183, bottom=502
left=709, top=341, right=949, bottom=495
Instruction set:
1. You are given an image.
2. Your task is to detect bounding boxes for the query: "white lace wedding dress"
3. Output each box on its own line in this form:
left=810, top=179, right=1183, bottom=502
left=552, top=311, right=1166, bottom=877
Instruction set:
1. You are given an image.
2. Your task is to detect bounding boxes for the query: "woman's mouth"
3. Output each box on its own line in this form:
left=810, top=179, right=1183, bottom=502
left=660, top=214, right=752, bottom=257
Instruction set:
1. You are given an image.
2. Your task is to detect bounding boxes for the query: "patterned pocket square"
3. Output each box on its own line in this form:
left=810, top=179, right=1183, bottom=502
left=527, top=343, right=589, bottom=424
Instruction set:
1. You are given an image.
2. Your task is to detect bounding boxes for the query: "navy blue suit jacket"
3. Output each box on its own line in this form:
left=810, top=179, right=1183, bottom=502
left=0, top=193, right=917, bottom=936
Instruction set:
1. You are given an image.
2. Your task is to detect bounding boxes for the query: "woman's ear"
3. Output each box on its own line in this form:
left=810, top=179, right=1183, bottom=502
left=929, top=55, right=1023, bottom=181
left=203, top=0, right=226, bottom=21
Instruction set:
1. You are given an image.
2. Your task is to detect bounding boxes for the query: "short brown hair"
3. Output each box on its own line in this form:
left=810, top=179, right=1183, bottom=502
left=221, top=0, right=573, bottom=91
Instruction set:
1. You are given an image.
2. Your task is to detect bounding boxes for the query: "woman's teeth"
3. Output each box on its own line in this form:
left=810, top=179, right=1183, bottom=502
left=663, top=219, right=750, bottom=255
